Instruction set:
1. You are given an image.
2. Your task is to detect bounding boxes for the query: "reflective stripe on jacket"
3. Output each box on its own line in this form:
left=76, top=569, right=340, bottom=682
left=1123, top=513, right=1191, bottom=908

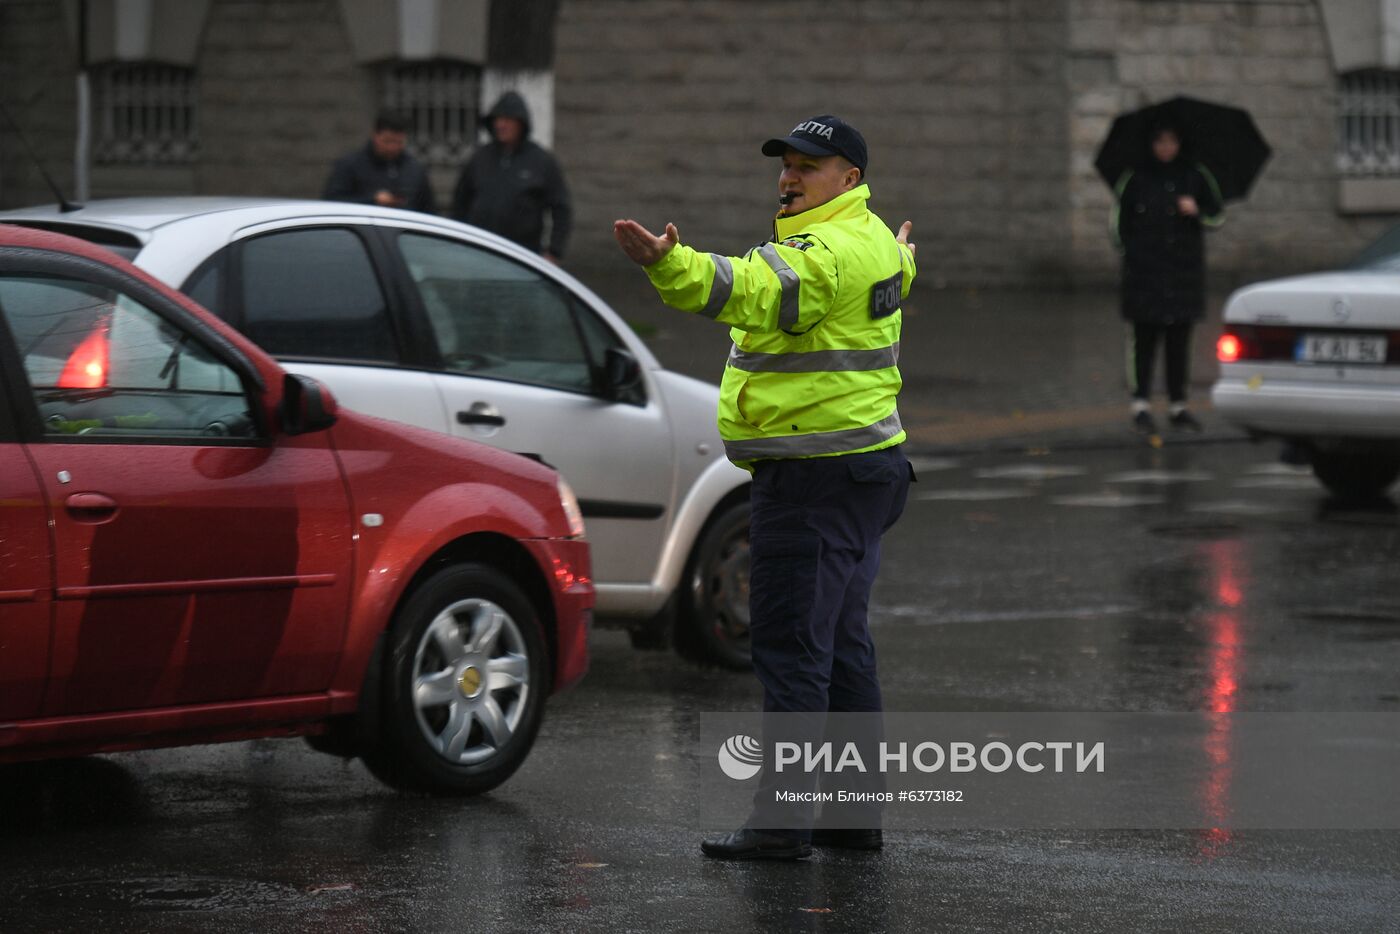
left=643, top=184, right=915, bottom=469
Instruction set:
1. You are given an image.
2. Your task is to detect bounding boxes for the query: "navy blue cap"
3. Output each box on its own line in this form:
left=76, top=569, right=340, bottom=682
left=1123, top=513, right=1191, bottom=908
left=762, top=115, right=868, bottom=175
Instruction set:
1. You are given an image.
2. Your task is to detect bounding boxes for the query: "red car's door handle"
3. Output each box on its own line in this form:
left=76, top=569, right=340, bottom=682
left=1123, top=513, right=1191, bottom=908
left=65, top=491, right=119, bottom=523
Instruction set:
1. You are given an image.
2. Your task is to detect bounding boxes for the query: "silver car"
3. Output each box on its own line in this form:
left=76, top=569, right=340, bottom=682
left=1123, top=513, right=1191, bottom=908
left=0, top=198, right=753, bottom=666
left=1211, top=225, right=1400, bottom=500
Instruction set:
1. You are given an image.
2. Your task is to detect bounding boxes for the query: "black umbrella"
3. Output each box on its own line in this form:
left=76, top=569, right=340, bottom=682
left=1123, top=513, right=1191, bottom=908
left=1094, top=95, right=1272, bottom=202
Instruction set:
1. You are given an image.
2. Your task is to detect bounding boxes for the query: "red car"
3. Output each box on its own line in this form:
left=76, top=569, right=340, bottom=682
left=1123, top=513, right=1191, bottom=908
left=0, top=224, right=592, bottom=795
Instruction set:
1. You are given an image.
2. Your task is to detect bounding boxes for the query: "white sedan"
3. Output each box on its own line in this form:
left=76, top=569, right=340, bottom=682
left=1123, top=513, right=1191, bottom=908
left=0, top=198, right=753, bottom=666
left=1211, top=228, right=1400, bottom=500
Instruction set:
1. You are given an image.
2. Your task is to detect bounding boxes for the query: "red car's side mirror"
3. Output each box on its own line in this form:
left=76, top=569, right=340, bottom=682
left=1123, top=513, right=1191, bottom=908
left=279, top=373, right=338, bottom=435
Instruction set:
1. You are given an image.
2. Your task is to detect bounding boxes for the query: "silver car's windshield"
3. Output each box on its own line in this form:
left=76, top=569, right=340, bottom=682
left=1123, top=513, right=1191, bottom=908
left=1349, top=223, right=1400, bottom=271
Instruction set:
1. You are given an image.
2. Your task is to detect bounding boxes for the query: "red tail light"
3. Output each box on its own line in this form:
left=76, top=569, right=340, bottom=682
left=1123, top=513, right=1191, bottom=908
left=1219, top=324, right=1400, bottom=364
left=1216, top=333, right=1242, bottom=363
left=58, top=327, right=110, bottom=389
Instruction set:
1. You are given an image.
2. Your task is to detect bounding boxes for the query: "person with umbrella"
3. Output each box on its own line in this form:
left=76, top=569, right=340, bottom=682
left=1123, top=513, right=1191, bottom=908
left=1097, top=96, right=1270, bottom=436
left=1111, top=120, right=1223, bottom=434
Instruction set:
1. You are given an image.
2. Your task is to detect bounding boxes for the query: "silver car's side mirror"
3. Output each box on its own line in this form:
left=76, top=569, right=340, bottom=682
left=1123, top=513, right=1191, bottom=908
left=602, top=347, right=642, bottom=404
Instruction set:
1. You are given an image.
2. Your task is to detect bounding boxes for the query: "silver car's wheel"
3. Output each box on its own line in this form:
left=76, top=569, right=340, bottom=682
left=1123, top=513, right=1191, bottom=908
left=411, top=598, right=531, bottom=766
left=1311, top=450, right=1400, bottom=502
left=676, top=500, right=752, bottom=669
left=362, top=564, right=548, bottom=795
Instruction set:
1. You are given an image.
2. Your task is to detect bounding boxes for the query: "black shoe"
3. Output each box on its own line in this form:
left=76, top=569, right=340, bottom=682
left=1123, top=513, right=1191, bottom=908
left=1169, top=409, right=1202, bottom=432
left=701, top=828, right=812, bottom=861
left=811, top=827, right=883, bottom=850
left=1132, top=410, right=1157, bottom=434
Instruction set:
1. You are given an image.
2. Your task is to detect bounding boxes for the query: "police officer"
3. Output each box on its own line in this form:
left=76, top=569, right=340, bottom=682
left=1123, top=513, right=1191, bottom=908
left=614, top=114, right=916, bottom=861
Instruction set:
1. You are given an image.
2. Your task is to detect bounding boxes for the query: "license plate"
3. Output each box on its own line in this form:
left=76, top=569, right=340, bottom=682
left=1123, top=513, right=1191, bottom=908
left=1295, top=333, right=1388, bottom=364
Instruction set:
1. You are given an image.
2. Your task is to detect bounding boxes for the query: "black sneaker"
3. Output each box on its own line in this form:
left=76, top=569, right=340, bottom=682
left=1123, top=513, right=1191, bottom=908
left=1169, top=410, right=1202, bottom=432
left=1132, top=410, right=1157, bottom=434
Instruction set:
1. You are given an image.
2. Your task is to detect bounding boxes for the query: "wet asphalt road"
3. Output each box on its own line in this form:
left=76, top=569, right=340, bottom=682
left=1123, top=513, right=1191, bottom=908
left=3, top=439, right=1399, bottom=933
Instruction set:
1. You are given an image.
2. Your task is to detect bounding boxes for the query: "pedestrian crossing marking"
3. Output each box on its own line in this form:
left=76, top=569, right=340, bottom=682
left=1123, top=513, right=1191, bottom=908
left=974, top=465, right=1087, bottom=481
left=1233, top=476, right=1320, bottom=490
left=907, top=457, right=961, bottom=473
left=1051, top=492, right=1166, bottom=507
left=1244, top=463, right=1314, bottom=477
left=1104, top=470, right=1213, bottom=484
left=916, top=488, right=1034, bottom=501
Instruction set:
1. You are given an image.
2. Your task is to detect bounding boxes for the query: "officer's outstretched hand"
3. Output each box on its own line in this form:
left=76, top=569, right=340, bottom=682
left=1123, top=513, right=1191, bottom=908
left=614, top=219, right=679, bottom=266
left=897, top=221, right=916, bottom=257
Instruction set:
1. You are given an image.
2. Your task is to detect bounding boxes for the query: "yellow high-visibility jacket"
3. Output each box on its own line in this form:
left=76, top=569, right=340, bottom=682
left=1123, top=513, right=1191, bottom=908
left=643, top=184, right=915, bottom=469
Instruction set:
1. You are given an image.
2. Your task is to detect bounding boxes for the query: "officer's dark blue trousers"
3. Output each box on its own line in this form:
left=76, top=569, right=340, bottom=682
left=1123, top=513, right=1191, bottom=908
left=745, top=445, right=912, bottom=834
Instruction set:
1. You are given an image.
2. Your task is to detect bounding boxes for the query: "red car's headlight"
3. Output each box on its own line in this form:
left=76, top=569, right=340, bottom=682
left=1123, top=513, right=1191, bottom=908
left=556, top=476, right=586, bottom=540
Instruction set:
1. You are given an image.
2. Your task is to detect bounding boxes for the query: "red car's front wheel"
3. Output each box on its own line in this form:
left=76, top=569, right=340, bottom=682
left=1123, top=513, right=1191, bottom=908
left=363, top=563, right=548, bottom=795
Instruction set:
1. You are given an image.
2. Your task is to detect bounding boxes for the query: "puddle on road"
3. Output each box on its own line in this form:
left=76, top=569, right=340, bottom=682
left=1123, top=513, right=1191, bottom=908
left=1187, top=500, right=1287, bottom=517
left=1316, top=506, right=1400, bottom=527
left=1147, top=521, right=1244, bottom=540
left=1296, top=607, right=1400, bottom=625
left=879, top=604, right=1140, bottom=625
left=1291, top=604, right=1400, bottom=643
left=27, top=876, right=310, bottom=913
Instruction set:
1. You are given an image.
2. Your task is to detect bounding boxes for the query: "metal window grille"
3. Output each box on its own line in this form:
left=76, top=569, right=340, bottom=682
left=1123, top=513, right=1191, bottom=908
left=1338, top=70, right=1400, bottom=177
left=94, top=63, right=198, bottom=165
left=381, top=62, right=480, bottom=168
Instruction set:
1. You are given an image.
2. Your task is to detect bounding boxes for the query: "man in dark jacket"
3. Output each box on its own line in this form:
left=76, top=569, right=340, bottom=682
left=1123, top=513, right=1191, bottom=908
left=322, top=110, right=434, bottom=214
left=1113, top=123, right=1224, bottom=434
left=451, top=91, right=572, bottom=262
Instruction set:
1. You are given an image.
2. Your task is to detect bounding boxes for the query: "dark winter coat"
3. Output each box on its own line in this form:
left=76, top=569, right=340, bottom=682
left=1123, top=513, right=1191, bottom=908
left=1114, top=159, right=1224, bottom=325
left=450, top=91, right=572, bottom=258
left=322, top=142, right=434, bottom=214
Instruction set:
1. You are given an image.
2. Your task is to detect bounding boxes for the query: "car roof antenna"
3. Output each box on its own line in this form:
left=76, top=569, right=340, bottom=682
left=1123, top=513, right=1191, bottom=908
left=0, top=100, right=84, bottom=214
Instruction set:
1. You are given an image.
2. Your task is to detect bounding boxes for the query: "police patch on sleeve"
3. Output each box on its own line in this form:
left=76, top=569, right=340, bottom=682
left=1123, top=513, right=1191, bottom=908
left=869, top=270, right=903, bottom=319
left=779, top=238, right=813, bottom=252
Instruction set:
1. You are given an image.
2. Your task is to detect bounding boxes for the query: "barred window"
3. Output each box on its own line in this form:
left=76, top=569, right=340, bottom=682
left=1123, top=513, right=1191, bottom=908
left=381, top=62, right=480, bottom=168
left=94, top=63, right=198, bottom=165
left=1338, top=70, right=1400, bottom=178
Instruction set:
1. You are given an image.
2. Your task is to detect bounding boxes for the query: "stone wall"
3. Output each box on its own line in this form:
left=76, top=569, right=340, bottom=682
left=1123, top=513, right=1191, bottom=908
left=195, top=0, right=374, bottom=201
left=0, top=1, right=381, bottom=207
left=2, top=0, right=1394, bottom=290
left=555, top=0, right=1395, bottom=292
left=0, top=2, right=78, bottom=208
left=555, top=0, right=1077, bottom=290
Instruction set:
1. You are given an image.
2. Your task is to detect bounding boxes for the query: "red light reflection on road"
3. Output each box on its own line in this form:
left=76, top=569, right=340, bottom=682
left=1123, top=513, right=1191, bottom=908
left=1198, top=539, right=1244, bottom=859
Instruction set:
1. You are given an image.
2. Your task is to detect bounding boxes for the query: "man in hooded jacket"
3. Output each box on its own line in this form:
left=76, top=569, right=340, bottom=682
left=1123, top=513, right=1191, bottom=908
left=450, top=91, right=573, bottom=262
